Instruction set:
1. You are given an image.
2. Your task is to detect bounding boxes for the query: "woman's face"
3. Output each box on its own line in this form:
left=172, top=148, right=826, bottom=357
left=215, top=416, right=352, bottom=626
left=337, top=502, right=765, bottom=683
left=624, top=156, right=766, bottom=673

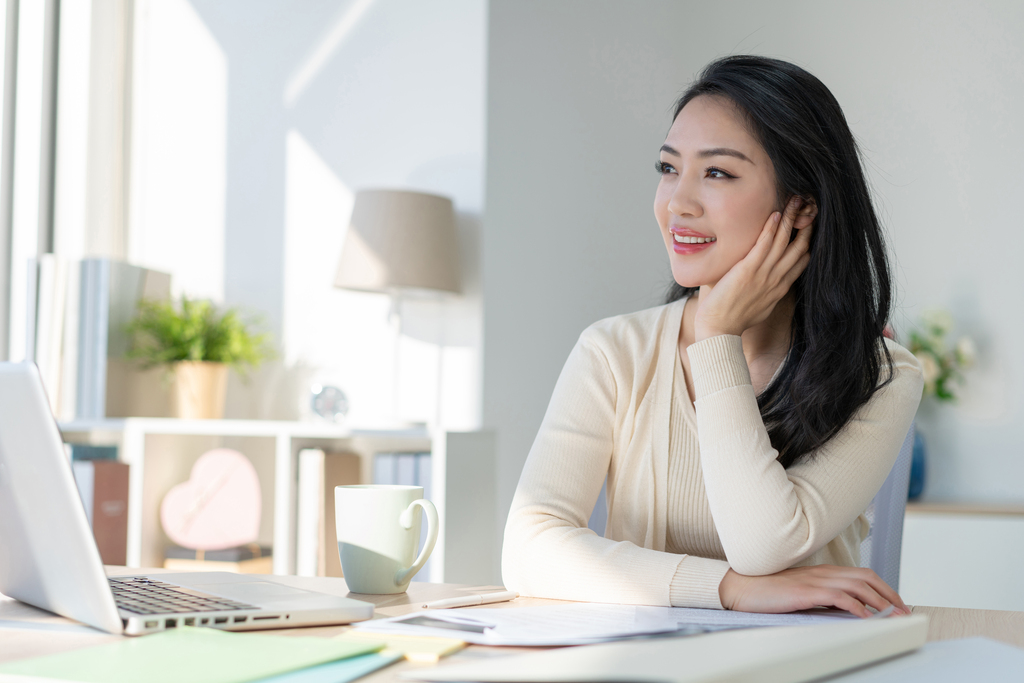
left=654, top=95, right=780, bottom=289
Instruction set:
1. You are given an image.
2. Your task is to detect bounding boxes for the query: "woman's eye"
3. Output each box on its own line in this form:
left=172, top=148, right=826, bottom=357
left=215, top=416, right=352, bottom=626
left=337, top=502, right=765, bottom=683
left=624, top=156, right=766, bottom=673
left=705, top=166, right=734, bottom=179
left=655, top=161, right=677, bottom=175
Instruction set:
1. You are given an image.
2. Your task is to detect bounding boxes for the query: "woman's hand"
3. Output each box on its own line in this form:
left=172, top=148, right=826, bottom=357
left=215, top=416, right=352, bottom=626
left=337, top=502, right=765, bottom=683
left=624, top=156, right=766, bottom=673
left=694, top=196, right=817, bottom=342
left=719, top=565, right=910, bottom=618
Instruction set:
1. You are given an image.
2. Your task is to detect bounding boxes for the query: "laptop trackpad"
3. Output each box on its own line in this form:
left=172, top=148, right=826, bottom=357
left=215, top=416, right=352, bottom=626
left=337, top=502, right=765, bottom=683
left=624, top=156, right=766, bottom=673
left=190, top=581, right=312, bottom=601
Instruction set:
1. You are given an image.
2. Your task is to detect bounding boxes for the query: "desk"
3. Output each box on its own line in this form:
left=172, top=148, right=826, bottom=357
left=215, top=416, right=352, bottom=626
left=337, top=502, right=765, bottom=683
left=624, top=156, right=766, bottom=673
left=2, top=568, right=1023, bottom=682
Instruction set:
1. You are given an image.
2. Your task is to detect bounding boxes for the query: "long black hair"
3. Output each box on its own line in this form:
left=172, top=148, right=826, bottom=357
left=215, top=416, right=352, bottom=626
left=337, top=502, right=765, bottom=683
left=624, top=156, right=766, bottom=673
left=667, top=55, right=894, bottom=468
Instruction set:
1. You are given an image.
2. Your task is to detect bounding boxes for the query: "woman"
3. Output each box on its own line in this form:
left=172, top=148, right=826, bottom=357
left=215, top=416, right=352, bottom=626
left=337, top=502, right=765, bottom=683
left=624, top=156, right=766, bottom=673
left=501, top=56, right=923, bottom=617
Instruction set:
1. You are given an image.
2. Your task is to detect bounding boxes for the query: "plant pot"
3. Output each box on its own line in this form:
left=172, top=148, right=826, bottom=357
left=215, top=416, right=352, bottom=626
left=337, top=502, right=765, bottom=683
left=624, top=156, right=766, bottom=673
left=172, top=361, right=228, bottom=419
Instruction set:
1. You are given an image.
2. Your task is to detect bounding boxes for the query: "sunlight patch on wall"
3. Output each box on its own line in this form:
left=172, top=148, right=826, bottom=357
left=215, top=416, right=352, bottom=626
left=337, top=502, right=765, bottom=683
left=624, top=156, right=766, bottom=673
left=128, top=0, right=226, bottom=302
left=284, top=0, right=377, bottom=107
left=284, top=129, right=400, bottom=426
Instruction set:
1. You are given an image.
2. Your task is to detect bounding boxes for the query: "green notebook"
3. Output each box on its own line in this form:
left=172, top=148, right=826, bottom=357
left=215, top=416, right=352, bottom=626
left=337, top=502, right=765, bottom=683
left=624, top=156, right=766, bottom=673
left=0, top=627, right=384, bottom=683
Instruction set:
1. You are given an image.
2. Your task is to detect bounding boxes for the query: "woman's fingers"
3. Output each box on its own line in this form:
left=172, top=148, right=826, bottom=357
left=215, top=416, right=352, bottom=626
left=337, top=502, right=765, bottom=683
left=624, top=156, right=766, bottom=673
left=771, top=200, right=813, bottom=274
left=816, top=567, right=908, bottom=617
left=854, top=568, right=909, bottom=613
left=745, top=211, right=782, bottom=269
left=765, top=196, right=802, bottom=266
left=777, top=253, right=811, bottom=294
left=838, top=579, right=892, bottom=614
left=822, top=589, right=872, bottom=618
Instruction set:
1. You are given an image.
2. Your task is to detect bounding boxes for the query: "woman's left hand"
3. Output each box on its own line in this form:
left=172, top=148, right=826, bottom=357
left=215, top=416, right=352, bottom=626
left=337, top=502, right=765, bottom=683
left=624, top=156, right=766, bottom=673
left=719, top=565, right=911, bottom=618
left=694, top=196, right=816, bottom=342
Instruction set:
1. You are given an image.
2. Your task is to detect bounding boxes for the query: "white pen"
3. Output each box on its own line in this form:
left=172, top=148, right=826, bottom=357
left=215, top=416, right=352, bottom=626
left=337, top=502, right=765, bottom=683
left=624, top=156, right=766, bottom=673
left=421, top=590, right=519, bottom=610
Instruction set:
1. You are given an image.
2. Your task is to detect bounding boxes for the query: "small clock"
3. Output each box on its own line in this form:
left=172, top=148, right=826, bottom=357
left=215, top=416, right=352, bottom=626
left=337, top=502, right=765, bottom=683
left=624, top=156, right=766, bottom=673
left=310, top=383, right=349, bottom=423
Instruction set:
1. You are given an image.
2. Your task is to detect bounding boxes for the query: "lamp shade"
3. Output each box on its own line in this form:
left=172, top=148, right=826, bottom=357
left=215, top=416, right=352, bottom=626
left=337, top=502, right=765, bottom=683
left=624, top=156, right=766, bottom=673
left=334, top=189, right=462, bottom=295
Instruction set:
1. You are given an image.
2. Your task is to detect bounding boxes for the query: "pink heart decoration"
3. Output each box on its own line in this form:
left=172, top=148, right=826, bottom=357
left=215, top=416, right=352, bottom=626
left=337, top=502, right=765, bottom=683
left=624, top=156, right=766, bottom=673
left=160, top=448, right=261, bottom=551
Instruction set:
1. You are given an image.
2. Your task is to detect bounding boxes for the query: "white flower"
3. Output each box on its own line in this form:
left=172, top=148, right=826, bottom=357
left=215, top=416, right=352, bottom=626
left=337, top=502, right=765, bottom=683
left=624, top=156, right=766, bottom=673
left=921, top=308, right=954, bottom=336
left=915, top=352, right=941, bottom=384
left=955, top=337, right=977, bottom=368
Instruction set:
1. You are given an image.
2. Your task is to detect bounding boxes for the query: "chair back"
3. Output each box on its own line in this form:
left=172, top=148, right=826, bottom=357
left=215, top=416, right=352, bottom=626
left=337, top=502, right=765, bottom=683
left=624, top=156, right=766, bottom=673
left=860, top=424, right=915, bottom=591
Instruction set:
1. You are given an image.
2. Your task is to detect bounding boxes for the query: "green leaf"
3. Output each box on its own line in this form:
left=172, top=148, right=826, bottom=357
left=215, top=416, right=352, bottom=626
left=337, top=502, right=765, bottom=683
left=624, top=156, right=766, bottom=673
left=126, top=296, right=275, bottom=374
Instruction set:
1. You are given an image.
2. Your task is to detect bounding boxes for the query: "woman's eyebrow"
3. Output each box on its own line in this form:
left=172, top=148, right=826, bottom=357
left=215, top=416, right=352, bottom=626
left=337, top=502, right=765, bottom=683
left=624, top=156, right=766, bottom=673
left=698, top=147, right=753, bottom=163
left=659, top=144, right=754, bottom=164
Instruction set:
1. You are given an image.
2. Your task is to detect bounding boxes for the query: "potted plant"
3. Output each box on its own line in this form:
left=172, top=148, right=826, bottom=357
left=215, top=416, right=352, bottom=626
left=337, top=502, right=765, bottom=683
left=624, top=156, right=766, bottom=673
left=126, top=297, right=273, bottom=419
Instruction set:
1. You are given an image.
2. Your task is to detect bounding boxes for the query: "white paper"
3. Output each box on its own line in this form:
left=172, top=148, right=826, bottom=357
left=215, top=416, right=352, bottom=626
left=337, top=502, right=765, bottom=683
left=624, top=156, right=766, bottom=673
left=355, top=602, right=864, bottom=646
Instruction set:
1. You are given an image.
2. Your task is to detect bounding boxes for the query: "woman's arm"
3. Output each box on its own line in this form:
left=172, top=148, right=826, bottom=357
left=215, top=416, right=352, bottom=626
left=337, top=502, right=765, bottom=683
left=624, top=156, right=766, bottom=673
left=689, top=334, right=923, bottom=576
left=680, top=196, right=923, bottom=575
left=502, top=328, right=729, bottom=609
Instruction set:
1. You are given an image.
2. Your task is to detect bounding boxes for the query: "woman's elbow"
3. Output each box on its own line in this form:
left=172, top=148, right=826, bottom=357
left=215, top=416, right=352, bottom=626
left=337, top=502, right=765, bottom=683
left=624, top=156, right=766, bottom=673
left=727, top=555, right=792, bottom=576
left=724, top=539, right=809, bottom=576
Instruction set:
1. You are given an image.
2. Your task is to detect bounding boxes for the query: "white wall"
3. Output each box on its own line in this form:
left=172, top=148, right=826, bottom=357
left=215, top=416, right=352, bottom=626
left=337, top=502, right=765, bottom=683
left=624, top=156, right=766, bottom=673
left=484, top=0, right=1024, bottom=541
left=128, top=0, right=485, bottom=430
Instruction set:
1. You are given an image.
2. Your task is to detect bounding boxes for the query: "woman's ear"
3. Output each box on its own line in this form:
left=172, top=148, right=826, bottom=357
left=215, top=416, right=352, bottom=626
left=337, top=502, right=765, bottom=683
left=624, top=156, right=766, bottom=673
left=794, top=197, right=818, bottom=230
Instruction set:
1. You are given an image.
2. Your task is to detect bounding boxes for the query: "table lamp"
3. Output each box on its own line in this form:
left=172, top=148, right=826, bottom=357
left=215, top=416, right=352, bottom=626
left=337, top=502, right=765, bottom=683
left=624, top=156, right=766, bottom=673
left=334, top=189, right=461, bottom=297
left=333, top=189, right=462, bottom=423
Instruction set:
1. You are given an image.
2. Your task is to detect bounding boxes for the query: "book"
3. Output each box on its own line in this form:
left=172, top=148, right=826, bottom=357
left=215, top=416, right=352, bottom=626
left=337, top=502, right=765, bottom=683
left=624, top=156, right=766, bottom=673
left=70, top=444, right=119, bottom=461
left=23, top=257, right=173, bottom=420
left=77, top=258, right=172, bottom=419
left=71, top=460, right=129, bottom=565
left=24, top=255, right=69, bottom=415
left=296, top=449, right=361, bottom=577
left=58, top=259, right=82, bottom=421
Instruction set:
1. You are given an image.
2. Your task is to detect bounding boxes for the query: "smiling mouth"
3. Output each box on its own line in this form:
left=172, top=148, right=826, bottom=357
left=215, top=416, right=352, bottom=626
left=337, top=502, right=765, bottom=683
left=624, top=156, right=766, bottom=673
left=673, top=235, right=716, bottom=244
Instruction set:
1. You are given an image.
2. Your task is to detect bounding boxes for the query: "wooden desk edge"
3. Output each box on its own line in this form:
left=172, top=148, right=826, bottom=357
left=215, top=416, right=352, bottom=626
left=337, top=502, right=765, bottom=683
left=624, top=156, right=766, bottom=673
left=912, top=604, right=1024, bottom=648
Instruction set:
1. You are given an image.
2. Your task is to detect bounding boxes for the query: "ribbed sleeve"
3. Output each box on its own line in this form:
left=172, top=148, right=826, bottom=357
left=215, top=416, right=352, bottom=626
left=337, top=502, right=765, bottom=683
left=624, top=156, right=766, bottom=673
left=687, top=335, right=750, bottom=398
left=670, top=556, right=730, bottom=609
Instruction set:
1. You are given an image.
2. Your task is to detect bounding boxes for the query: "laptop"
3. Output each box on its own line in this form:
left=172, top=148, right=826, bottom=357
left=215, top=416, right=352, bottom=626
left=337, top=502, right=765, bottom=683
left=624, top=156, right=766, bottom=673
left=0, top=361, right=374, bottom=635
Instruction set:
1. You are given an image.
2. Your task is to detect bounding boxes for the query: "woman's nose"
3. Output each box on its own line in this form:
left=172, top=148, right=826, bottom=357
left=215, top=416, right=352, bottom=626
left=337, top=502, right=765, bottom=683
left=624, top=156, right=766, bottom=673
left=667, top=176, right=703, bottom=218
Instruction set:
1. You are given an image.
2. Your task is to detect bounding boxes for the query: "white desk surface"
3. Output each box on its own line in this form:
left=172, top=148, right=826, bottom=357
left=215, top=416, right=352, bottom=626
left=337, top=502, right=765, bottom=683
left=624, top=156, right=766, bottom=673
left=2, top=567, right=1023, bottom=682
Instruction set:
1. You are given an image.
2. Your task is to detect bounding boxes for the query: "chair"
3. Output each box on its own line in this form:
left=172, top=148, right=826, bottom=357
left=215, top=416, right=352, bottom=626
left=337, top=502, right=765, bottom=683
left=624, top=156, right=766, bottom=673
left=860, top=424, right=916, bottom=591
left=588, top=425, right=916, bottom=591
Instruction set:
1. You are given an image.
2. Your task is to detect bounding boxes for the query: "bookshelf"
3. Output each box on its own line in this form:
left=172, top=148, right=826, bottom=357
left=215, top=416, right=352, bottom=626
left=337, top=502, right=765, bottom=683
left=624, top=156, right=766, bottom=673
left=58, top=418, right=433, bottom=576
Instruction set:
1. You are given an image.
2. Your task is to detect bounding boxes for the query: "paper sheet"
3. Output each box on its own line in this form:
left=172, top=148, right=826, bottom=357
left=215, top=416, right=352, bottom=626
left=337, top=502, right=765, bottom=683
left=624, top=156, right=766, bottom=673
left=0, top=627, right=383, bottom=683
left=355, top=602, right=864, bottom=646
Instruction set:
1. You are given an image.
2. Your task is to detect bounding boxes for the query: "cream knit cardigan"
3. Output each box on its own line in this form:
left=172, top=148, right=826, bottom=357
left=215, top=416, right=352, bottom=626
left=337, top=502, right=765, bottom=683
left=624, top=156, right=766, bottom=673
left=502, top=297, right=923, bottom=609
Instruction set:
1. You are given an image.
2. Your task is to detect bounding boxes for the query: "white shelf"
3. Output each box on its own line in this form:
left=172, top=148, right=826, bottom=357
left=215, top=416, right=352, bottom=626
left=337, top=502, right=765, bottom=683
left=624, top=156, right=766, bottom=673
left=58, top=418, right=434, bottom=576
left=59, top=417, right=430, bottom=439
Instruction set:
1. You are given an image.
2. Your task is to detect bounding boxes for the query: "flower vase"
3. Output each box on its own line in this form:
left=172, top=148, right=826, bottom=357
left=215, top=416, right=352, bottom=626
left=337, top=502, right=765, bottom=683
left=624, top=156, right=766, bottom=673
left=172, top=361, right=228, bottom=419
left=908, top=431, right=927, bottom=500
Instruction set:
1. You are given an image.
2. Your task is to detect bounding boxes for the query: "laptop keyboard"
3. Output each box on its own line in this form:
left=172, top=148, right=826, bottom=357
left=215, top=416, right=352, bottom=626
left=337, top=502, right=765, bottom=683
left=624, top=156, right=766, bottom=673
left=109, top=577, right=259, bottom=615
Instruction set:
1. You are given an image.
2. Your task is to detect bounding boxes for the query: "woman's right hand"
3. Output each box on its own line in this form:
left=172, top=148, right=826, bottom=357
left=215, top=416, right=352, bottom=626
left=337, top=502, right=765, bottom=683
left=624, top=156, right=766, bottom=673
left=718, top=565, right=910, bottom=618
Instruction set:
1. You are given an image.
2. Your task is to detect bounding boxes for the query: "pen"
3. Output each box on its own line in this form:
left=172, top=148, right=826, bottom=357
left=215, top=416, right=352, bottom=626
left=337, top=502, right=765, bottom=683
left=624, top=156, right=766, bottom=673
left=421, top=590, right=519, bottom=610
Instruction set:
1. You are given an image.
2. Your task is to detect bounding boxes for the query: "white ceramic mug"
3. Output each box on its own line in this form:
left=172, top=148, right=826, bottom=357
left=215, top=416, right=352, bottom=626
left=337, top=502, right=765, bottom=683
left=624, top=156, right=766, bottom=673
left=334, top=485, right=439, bottom=594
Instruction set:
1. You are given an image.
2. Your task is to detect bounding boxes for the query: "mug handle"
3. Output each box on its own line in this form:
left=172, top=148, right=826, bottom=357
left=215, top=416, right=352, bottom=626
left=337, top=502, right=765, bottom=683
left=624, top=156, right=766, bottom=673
left=394, top=499, right=439, bottom=586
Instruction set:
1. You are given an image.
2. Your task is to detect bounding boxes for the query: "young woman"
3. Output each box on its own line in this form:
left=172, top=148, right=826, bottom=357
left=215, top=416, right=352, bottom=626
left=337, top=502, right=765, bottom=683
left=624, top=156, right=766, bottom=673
left=501, top=56, right=923, bottom=617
